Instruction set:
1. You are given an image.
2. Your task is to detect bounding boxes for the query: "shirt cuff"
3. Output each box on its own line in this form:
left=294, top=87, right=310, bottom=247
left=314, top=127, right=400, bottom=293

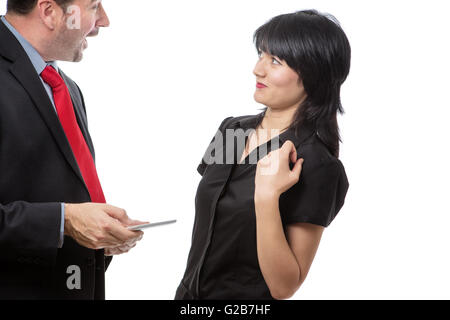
left=58, top=203, right=65, bottom=248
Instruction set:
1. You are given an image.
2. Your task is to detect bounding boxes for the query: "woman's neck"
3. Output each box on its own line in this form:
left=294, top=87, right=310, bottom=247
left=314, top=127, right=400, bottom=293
left=260, top=106, right=297, bottom=132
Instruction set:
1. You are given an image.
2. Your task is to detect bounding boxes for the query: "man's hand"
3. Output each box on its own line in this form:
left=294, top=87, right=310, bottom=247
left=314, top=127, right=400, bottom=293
left=105, top=232, right=143, bottom=256
left=64, top=203, right=147, bottom=250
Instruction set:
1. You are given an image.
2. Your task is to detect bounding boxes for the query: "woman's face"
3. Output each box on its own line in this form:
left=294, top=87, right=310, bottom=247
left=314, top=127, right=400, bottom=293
left=253, top=51, right=306, bottom=110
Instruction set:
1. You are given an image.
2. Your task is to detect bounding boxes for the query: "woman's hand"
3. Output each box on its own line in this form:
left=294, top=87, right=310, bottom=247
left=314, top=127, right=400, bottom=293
left=255, top=140, right=304, bottom=201
left=254, top=140, right=308, bottom=298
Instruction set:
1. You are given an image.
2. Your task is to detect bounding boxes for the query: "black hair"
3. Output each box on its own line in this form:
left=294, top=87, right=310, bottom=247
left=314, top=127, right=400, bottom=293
left=7, top=0, right=73, bottom=15
left=254, top=9, right=351, bottom=158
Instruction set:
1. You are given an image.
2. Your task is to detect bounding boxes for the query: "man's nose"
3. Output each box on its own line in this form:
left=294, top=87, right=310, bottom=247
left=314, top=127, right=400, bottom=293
left=96, top=3, right=110, bottom=28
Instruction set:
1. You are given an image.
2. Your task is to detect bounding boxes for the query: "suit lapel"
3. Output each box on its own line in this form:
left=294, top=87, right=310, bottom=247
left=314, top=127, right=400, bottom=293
left=8, top=51, right=88, bottom=193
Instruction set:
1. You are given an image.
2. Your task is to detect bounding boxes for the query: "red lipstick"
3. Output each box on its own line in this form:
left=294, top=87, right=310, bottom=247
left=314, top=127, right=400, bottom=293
left=256, top=82, right=267, bottom=88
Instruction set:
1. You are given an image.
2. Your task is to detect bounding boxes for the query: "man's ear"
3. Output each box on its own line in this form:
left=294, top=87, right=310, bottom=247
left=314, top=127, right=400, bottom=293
left=36, top=0, right=63, bottom=31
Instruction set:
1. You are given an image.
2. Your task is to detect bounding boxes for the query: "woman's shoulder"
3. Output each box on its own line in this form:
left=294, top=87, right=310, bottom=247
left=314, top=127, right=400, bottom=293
left=296, top=134, right=346, bottom=179
left=281, top=133, right=349, bottom=228
left=217, top=113, right=264, bottom=131
left=217, top=116, right=235, bottom=130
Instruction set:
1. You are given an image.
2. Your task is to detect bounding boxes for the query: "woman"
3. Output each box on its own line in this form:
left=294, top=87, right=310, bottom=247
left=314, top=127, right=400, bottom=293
left=175, top=9, right=351, bottom=300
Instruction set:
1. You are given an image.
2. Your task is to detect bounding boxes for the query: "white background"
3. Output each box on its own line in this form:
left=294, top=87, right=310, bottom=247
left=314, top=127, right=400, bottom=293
left=1, top=0, right=450, bottom=299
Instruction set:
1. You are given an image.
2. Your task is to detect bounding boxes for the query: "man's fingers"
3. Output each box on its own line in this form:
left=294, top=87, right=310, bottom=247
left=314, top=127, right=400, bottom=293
left=103, top=204, right=130, bottom=224
left=127, top=220, right=150, bottom=227
left=66, top=203, right=146, bottom=250
left=129, top=231, right=144, bottom=242
left=95, top=218, right=144, bottom=249
left=104, top=217, right=143, bottom=244
left=103, top=205, right=148, bottom=227
left=105, top=248, right=122, bottom=256
left=102, top=205, right=149, bottom=229
left=105, top=243, right=137, bottom=256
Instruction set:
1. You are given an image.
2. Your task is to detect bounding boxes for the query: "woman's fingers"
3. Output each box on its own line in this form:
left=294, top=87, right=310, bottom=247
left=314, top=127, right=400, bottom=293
left=291, top=158, right=304, bottom=181
left=290, top=147, right=297, bottom=164
left=280, top=140, right=297, bottom=163
left=282, top=140, right=303, bottom=182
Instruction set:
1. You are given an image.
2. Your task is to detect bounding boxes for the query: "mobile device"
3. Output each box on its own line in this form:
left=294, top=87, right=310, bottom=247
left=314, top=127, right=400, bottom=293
left=127, top=219, right=177, bottom=231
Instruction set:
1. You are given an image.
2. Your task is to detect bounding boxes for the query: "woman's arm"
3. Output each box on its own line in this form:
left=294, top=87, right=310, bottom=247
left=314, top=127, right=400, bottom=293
left=254, top=140, right=324, bottom=299
left=255, top=194, right=324, bottom=299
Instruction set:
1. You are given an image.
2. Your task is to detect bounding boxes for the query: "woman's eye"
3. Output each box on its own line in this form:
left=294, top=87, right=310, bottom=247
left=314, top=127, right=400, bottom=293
left=256, top=51, right=281, bottom=64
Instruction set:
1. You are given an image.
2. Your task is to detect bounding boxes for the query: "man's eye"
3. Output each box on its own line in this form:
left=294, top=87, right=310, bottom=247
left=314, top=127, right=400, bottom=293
left=272, top=57, right=281, bottom=65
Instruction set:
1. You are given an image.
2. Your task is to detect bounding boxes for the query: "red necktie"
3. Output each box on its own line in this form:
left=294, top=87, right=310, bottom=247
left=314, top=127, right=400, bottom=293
left=41, top=65, right=106, bottom=203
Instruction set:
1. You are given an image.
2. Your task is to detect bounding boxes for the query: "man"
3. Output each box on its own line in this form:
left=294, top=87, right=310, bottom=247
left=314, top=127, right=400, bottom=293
left=0, top=0, right=146, bottom=299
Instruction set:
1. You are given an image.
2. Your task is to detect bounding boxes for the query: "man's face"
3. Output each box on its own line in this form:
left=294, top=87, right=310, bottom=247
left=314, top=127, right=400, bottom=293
left=53, top=0, right=109, bottom=62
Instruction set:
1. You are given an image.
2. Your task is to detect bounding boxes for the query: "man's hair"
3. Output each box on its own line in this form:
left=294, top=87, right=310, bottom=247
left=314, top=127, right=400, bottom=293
left=7, top=0, right=74, bottom=15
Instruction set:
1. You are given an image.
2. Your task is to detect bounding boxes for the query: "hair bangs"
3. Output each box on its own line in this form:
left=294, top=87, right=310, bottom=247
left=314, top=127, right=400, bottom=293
left=252, top=10, right=351, bottom=157
left=253, top=16, right=299, bottom=68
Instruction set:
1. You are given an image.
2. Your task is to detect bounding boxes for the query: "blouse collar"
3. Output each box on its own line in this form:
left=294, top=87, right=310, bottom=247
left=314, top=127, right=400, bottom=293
left=232, top=111, right=318, bottom=149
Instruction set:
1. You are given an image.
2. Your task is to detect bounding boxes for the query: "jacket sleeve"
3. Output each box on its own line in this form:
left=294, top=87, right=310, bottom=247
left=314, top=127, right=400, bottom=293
left=0, top=201, right=61, bottom=266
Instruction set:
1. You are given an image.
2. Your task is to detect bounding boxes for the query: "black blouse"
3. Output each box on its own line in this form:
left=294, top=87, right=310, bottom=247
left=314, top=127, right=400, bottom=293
left=175, top=112, right=349, bottom=300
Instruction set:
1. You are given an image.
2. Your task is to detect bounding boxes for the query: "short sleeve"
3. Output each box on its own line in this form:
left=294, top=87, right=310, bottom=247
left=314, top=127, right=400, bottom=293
left=197, top=116, right=234, bottom=176
left=280, top=159, right=349, bottom=227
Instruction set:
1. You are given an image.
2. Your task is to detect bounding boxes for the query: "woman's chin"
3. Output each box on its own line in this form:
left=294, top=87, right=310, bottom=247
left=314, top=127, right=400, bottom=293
left=253, top=93, right=266, bottom=105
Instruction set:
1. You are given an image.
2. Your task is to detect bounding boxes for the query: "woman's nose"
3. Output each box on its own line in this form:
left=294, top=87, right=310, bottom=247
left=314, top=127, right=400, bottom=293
left=253, top=58, right=266, bottom=78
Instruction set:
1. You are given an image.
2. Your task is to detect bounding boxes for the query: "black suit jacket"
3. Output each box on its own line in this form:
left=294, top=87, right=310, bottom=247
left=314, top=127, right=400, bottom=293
left=0, top=19, right=111, bottom=299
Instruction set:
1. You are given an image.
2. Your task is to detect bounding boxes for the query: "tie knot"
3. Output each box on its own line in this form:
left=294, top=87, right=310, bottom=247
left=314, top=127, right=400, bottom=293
left=41, top=65, right=63, bottom=89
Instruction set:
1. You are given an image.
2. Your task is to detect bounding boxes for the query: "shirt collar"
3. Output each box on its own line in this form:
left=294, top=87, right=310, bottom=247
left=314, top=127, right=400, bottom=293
left=233, top=110, right=317, bottom=149
left=1, top=16, right=58, bottom=75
